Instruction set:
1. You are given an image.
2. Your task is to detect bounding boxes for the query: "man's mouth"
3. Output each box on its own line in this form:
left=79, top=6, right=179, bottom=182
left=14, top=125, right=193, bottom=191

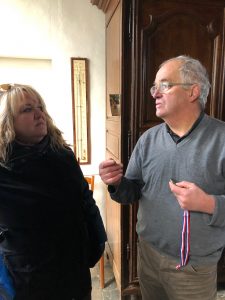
left=155, top=102, right=162, bottom=108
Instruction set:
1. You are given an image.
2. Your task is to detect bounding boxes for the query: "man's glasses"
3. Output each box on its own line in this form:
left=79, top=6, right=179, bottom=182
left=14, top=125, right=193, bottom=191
left=150, top=81, right=195, bottom=97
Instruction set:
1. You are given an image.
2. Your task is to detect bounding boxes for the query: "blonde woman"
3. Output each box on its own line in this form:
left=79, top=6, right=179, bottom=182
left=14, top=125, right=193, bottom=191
left=0, top=84, right=106, bottom=300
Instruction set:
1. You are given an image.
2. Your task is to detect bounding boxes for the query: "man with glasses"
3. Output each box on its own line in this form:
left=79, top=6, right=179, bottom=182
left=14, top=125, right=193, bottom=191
left=99, top=55, right=225, bottom=300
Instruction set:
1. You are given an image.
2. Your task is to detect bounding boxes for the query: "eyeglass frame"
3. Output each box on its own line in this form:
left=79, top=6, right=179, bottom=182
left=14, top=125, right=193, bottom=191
left=150, top=81, right=195, bottom=97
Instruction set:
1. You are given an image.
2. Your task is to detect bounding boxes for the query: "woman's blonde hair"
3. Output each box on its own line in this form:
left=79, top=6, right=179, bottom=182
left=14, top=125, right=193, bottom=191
left=0, top=84, right=69, bottom=162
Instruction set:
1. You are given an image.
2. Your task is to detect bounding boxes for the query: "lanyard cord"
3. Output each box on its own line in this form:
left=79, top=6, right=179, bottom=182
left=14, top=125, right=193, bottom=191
left=176, top=210, right=190, bottom=269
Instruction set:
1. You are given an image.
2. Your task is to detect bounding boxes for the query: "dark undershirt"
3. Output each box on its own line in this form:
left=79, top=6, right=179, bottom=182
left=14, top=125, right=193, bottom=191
left=166, top=111, right=204, bottom=144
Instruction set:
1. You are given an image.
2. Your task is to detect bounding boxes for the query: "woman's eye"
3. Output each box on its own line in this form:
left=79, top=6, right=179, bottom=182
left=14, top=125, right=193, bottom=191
left=23, top=107, right=33, bottom=113
left=21, top=106, right=43, bottom=113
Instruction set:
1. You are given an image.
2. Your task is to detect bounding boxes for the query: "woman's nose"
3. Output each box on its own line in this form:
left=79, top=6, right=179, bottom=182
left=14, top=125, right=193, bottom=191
left=34, top=107, right=44, bottom=118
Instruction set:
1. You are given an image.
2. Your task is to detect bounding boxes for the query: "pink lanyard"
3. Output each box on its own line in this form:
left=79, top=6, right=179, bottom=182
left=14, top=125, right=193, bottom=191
left=176, top=210, right=190, bottom=269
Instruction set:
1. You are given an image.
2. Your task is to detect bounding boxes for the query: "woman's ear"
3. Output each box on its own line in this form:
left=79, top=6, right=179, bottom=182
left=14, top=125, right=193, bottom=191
left=189, top=84, right=200, bottom=102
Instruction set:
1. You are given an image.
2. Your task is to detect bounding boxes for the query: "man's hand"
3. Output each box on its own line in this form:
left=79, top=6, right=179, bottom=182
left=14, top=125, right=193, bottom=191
left=169, top=180, right=215, bottom=214
left=99, top=159, right=123, bottom=186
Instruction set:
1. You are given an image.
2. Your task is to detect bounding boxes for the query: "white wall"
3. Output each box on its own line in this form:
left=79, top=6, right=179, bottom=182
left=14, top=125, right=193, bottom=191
left=0, top=0, right=106, bottom=220
left=0, top=0, right=105, bottom=176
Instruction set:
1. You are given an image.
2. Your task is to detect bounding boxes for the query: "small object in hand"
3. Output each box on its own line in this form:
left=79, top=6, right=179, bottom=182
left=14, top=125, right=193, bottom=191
left=170, top=178, right=177, bottom=185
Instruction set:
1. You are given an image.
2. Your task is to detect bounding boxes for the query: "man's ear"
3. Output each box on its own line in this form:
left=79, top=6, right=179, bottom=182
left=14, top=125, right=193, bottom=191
left=189, top=84, right=200, bottom=102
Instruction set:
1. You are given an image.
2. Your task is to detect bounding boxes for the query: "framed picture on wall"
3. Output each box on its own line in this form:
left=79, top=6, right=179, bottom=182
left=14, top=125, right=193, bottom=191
left=71, top=57, right=91, bottom=164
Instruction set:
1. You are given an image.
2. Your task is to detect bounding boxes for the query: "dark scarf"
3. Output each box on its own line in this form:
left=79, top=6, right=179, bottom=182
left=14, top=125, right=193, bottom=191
left=5, top=135, right=50, bottom=169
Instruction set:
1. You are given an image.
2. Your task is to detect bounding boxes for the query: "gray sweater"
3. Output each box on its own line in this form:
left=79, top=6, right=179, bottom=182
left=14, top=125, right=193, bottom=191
left=110, top=114, right=225, bottom=265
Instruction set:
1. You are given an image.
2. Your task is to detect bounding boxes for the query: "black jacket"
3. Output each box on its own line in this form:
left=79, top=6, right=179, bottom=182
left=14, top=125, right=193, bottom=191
left=0, top=137, right=106, bottom=300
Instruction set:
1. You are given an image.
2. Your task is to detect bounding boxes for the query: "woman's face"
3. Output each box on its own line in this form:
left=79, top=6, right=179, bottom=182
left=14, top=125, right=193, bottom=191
left=13, top=93, right=47, bottom=145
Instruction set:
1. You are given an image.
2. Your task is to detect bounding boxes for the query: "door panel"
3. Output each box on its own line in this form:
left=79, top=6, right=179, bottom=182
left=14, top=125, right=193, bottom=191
left=139, top=5, right=225, bottom=134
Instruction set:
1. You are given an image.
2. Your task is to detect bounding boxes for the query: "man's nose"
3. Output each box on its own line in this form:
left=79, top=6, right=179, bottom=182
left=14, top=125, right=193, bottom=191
left=152, top=88, right=162, bottom=99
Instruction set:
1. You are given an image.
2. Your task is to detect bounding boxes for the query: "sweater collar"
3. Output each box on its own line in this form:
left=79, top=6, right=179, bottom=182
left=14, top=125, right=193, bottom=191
left=166, top=111, right=205, bottom=144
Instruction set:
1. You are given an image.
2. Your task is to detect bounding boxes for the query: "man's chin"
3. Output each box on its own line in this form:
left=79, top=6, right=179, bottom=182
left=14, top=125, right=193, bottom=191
left=156, top=110, right=164, bottom=118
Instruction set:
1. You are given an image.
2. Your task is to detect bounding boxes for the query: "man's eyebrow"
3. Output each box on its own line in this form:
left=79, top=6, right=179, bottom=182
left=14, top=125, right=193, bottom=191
left=153, top=79, right=168, bottom=85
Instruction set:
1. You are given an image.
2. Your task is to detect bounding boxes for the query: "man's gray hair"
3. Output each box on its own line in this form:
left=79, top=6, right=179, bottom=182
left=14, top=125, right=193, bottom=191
left=161, top=55, right=211, bottom=109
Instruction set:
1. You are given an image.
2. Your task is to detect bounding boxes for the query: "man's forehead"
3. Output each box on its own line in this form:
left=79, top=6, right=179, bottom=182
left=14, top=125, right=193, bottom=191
left=155, top=60, right=182, bottom=81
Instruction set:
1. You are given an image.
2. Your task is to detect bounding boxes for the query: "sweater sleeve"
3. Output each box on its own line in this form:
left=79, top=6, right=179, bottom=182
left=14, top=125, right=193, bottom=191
left=109, top=139, right=144, bottom=204
left=109, top=176, right=142, bottom=204
left=205, top=195, right=225, bottom=227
